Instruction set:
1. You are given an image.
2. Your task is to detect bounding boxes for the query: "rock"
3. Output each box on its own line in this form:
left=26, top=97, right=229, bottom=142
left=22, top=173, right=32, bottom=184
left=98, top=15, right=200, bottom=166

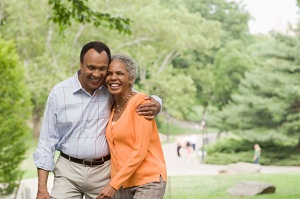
left=227, top=181, right=276, bottom=196
left=219, top=162, right=261, bottom=174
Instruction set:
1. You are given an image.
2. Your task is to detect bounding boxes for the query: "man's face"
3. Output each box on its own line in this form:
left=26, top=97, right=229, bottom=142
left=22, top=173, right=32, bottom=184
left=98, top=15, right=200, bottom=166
left=79, top=49, right=109, bottom=95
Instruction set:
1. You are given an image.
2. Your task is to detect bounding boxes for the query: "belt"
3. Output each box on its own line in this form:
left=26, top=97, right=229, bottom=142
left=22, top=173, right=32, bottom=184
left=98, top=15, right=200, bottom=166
left=60, top=151, right=110, bottom=166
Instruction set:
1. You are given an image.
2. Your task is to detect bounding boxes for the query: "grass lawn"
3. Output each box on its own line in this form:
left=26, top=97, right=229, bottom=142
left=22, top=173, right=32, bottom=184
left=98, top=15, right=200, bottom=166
left=21, top=137, right=58, bottom=179
left=164, top=173, right=300, bottom=199
left=21, top=137, right=38, bottom=179
left=22, top=138, right=300, bottom=199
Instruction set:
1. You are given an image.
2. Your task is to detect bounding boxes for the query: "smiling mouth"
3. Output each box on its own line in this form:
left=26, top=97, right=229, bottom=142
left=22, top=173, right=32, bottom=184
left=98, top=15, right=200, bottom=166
left=109, top=83, right=120, bottom=88
left=90, top=76, right=101, bottom=83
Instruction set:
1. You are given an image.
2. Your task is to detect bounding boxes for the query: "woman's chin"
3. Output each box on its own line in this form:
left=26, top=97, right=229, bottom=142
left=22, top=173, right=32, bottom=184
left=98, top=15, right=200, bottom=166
left=108, top=89, right=120, bottom=95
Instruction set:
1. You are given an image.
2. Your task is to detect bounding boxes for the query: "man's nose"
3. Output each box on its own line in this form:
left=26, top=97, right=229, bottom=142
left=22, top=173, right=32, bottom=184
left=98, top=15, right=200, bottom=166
left=92, top=69, right=101, bottom=77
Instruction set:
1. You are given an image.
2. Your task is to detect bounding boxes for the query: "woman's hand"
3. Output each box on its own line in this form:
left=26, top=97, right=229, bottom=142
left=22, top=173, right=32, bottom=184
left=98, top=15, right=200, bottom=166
left=96, top=184, right=116, bottom=199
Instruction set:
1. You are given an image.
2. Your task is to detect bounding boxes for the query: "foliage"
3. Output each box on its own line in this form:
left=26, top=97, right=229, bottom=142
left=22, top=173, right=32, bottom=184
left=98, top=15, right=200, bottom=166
left=163, top=0, right=251, bottom=41
left=0, top=0, right=299, bottom=170
left=161, top=0, right=253, bottom=112
left=0, top=0, right=76, bottom=135
left=97, top=0, right=222, bottom=119
left=211, top=40, right=256, bottom=108
left=0, top=37, right=31, bottom=196
left=0, top=0, right=222, bottom=130
left=205, top=134, right=300, bottom=166
left=48, top=0, right=132, bottom=34
left=208, top=32, right=300, bottom=143
left=157, top=114, right=200, bottom=136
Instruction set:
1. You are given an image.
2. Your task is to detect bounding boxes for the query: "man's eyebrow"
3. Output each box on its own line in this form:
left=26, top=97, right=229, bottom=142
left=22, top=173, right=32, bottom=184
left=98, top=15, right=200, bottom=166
left=87, top=64, right=108, bottom=68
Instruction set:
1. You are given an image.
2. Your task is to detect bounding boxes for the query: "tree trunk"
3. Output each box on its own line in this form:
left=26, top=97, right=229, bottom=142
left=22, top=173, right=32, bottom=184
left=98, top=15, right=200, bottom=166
left=296, top=137, right=300, bottom=152
left=33, top=107, right=42, bottom=138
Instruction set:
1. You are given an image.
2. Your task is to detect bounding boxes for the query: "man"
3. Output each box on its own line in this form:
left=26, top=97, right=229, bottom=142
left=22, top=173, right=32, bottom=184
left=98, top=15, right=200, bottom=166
left=33, top=41, right=161, bottom=199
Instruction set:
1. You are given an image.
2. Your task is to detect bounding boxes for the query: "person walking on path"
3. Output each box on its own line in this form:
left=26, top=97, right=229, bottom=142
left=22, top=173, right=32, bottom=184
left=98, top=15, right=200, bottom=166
left=97, top=53, right=167, bottom=199
left=33, top=41, right=162, bottom=199
left=176, top=136, right=187, bottom=157
left=253, top=144, right=262, bottom=164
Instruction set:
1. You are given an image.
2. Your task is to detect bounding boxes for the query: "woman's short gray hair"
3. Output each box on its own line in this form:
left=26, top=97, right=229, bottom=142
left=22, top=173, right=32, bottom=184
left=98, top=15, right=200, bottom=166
left=111, top=53, right=138, bottom=86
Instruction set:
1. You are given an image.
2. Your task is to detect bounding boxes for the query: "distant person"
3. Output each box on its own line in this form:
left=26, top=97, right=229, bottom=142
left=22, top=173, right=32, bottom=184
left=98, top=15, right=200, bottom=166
left=189, top=134, right=198, bottom=151
left=253, top=144, right=261, bottom=164
left=176, top=136, right=187, bottom=157
left=97, top=53, right=167, bottom=199
left=185, top=137, right=192, bottom=156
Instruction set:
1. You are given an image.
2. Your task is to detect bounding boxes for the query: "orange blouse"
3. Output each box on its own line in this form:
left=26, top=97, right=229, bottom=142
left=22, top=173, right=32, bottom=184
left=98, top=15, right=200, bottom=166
left=106, top=93, right=167, bottom=190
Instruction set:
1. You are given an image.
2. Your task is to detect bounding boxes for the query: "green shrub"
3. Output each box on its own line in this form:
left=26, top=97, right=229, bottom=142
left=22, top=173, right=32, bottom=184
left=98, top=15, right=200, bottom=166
left=0, top=37, right=31, bottom=196
left=204, top=134, right=300, bottom=166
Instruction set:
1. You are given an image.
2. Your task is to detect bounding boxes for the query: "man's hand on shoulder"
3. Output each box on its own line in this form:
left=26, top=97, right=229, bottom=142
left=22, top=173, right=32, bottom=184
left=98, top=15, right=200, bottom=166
left=136, top=96, right=161, bottom=120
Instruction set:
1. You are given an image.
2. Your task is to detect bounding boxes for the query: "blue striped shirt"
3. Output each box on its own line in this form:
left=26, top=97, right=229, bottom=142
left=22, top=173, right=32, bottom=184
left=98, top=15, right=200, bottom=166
left=33, top=71, right=114, bottom=171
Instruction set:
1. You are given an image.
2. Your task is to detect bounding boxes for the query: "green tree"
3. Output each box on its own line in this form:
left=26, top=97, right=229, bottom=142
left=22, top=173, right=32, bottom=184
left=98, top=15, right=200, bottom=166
left=0, top=37, right=31, bottom=196
left=0, top=0, right=135, bottom=137
left=161, top=0, right=253, bottom=117
left=211, top=40, right=256, bottom=108
left=210, top=32, right=300, bottom=149
left=97, top=0, right=221, bottom=119
left=1, top=0, right=221, bottom=131
left=163, top=0, right=251, bottom=41
left=0, top=0, right=72, bottom=136
left=48, top=0, right=131, bottom=34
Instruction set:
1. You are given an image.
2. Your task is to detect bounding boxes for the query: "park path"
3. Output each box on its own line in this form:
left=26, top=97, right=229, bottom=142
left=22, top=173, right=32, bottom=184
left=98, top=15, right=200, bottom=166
left=14, top=135, right=300, bottom=199
left=163, top=135, right=227, bottom=176
left=162, top=140, right=300, bottom=175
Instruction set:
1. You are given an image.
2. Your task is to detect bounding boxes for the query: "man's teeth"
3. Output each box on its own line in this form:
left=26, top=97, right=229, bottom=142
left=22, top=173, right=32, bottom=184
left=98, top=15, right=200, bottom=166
left=90, top=77, right=99, bottom=82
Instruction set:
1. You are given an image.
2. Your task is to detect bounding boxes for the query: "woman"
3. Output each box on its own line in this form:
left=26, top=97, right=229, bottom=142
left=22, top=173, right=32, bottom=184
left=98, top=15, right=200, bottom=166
left=97, top=53, right=167, bottom=199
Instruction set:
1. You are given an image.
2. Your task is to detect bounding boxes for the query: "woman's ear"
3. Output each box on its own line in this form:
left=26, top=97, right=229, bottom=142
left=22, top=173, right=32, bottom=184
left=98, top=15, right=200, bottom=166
left=129, top=77, right=134, bottom=85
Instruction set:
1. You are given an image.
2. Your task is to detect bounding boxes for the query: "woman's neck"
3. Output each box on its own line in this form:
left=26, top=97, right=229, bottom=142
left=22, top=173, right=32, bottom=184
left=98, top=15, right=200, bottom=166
left=114, top=91, right=132, bottom=104
left=113, top=90, right=134, bottom=113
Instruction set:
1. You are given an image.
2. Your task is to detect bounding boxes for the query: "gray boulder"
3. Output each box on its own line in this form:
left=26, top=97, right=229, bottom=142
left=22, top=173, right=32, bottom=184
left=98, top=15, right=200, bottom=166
left=227, top=181, right=276, bottom=196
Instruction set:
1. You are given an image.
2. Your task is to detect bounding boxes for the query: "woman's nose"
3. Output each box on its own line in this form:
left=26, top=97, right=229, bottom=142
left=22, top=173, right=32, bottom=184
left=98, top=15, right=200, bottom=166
left=111, top=73, right=117, bottom=79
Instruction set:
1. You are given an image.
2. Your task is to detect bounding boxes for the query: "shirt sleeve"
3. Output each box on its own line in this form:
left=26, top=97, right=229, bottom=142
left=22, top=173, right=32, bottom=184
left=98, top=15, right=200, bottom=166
left=33, top=89, right=59, bottom=171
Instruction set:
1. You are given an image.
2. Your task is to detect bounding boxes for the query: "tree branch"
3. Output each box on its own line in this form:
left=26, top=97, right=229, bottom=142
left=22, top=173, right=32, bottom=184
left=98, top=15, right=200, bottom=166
left=115, top=37, right=154, bottom=51
left=157, top=50, right=180, bottom=74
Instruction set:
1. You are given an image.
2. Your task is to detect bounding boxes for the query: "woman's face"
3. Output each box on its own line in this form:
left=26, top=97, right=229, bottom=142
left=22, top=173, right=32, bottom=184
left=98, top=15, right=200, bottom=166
left=106, top=60, right=133, bottom=96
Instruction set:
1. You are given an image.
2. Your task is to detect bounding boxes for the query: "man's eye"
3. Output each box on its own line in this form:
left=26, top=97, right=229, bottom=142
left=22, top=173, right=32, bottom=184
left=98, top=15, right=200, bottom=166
left=100, top=67, right=108, bottom=71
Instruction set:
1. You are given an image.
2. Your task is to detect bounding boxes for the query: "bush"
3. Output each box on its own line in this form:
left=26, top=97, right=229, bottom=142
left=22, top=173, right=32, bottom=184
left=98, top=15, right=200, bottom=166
left=0, top=37, right=31, bottom=196
left=204, top=134, right=300, bottom=166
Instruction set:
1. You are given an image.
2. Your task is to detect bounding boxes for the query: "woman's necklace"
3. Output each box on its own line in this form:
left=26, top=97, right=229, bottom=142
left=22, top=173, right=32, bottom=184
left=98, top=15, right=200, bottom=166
left=114, top=92, right=133, bottom=112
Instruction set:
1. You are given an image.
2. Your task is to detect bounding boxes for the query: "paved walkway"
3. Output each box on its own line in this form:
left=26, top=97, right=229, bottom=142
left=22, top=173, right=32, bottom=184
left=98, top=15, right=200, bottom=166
left=16, top=140, right=300, bottom=199
left=163, top=141, right=300, bottom=175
